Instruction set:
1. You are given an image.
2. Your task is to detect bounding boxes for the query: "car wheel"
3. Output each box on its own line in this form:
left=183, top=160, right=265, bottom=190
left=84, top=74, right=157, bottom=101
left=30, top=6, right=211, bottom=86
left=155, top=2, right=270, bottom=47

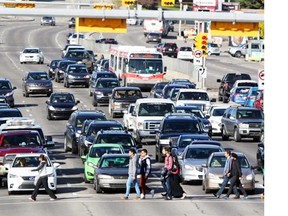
left=233, top=128, right=241, bottom=142
left=84, top=173, right=90, bottom=183
left=92, top=98, right=97, bottom=106
left=20, top=62, right=23, bottom=64
left=223, top=97, right=229, bottom=103
left=71, top=140, right=78, bottom=154
left=23, top=90, right=29, bottom=97
left=8, top=190, right=12, bottom=195
left=253, top=137, right=261, bottom=142
left=47, top=112, right=52, bottom=120
left=89, top=89, right=92, bottom=96
left=235, top=51, right=242, bottom=58
left=64, top=137, right=68, bottom=152
left=95, top=179, right=102, bottom=193
left=218, top=95, right=223, bottom=101
left=221, top=126, right=229, bottom=141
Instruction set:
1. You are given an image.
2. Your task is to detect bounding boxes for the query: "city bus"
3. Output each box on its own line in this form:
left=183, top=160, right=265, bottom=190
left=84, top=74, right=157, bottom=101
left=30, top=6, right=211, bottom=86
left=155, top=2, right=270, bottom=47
left=109, top=45, right=167, bottom=89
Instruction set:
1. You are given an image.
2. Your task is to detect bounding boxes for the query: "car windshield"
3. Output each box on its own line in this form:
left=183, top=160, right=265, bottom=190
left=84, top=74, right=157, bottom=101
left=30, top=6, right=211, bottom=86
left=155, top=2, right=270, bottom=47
left=210, top=156, right=249, bottom=168
left=0, top=81, right=12, bottom=90
left=138, top=103, right=174, bottom=116
left=89, top=146, right=123, bottom=158
left=178, top=92, right=209, bottom=101
left=114, top=90, right=142, bottom=99
left=100, top=156, right=129, bottom=168
left=59, top=61, right=76, bottom=70
left=96, top=135, right=134, bottom=147
left=97, top=73, right=117, bottom=79
left=0, top=110, right=22, bottom=118
left=237, top=110, right=263, bottom=119
left=76, top=116, right=106, bottom=129
left=96, top=80, right=120, bottom=88
left=87, top=125, right=123, bottom=136
left=129, top=59, right=163, bottom=74
left=155, top=82, right=168, bottom=90
left=179, top=47, right=192, bottom=51
left=212, top=108, right=226, bottom=117
left=27, top=73, right=49, bottom=81
left=12, top=156, right=51, bottom=168
left=178, top=137, right=208, bottom=147
left=163, top=120, right=201, bottom=133
left=23, top=49, right=39, bottom=54
left=68, top=66, right=88, bottom=74
left=51, top=94, right=75, bottom=103
left=185, top=148, right=222, bottom=159
left=1, top=133, right=42, bottom=148
left=225, top=74, right=251, bottom=82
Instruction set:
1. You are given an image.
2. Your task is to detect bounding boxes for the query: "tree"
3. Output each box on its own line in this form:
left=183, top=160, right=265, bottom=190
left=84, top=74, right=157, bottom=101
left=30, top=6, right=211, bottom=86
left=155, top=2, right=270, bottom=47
left=230, top=0, right=264, bottom=9
left=138, top=0, right=158, bottom=9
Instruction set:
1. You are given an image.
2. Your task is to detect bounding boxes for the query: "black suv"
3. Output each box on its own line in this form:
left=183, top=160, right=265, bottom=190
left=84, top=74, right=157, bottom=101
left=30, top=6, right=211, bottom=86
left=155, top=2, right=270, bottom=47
left=156, top=42, right=178, bottom=58
left=78, top=120, right=124, bottom=156
left=89, top=71, right=117, bottom=96
left=92, top=130, right=142, bottom=153
left=109, top=86, right=143, bottom=118
left=155, top=113, right=204, bottom=162
left=217, top=73, right=251, bottom=103
left=0, top=78, right=16, bottom=107
left=64, top=110, right=106, bottom=154
left=221, top=106, right=264, bottom=142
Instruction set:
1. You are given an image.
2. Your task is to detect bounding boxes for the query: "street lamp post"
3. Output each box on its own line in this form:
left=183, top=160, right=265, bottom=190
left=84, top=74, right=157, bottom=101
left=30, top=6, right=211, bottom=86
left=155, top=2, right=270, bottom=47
left=178, top=0, right=182, bottom=37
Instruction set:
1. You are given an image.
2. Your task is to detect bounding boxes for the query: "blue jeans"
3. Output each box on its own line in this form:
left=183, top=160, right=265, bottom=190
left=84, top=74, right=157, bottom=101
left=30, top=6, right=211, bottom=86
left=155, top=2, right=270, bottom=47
left=125, top=175, right=140, bottom=197
left=162, top=174, right=173, bottom=198
left=216, top=176, right=239, bottom=196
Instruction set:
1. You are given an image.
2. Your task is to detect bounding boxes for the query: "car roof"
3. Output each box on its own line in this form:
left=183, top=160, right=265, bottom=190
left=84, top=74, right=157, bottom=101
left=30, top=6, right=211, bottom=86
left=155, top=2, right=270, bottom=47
left=90, top=120, right=122, bottom=126
left=187, top=144, right=223, bottom=149
left=1, top=129, right=41, bottom=135
left=113, top=87, right=141, bottom=91
left=96, top=130, right=131, bottom=135
left=14, top=153, right=48, bottom=157
left=73, top=110, right=105, bottom=115
left=179, top=134, right=210, bottom=138
left=191, top=140, right=222, bottom=146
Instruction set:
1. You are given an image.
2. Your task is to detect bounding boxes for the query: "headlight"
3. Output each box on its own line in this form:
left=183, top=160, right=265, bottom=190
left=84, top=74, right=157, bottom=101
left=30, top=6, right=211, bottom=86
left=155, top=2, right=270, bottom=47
left=76, top=130, right=81, bottom=137
left=68, top=75, right=75, bottom=79
left=245, top=174, right=254, bottom=181
left=98, top=174, right=113, bottom=179
left=160, top=139, right=170, bottom=145
left=87, top=162, right=95, bottom=168
left=5, top=91, right=13, bottom=97
left=207, top=173, right=218, bottom=179
left=48, top=105, right=56, bottom=111
left=94, top=91, right=103, bottom=95
left=84, top=75, right=90, bottom=78
left=9, top=174, right=18, bottom=178
left=72, top=105, right=78, bottom=110
left=113, top=102, right=121, bottom=109
left=239, top=123, right=249, bottom=129
left=44, top=83, right=52, bottom=87
left=204, top=122, right=211, bottom=128
left=184, top=164, right=195, bottom=170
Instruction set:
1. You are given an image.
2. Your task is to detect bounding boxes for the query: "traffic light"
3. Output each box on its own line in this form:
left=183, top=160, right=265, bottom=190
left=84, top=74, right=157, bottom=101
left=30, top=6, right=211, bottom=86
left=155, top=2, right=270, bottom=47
left=122, top=0, right=135, bottom=6
left=193, top=34, right=202, bottom=50
left=93, top=3, right=114, bottom=10
left=199, top=33, right=208, bottom=57
left=161, top=0, right=175, bottom=7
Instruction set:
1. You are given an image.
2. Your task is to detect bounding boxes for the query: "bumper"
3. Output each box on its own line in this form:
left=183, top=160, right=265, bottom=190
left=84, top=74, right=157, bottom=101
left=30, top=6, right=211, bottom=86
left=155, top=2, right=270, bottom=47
left=98, top=178, right=128, bottom=190
left=67, top=78, right=89, bottom=86
left=7, top=177, right=56, bottom=192
left=182, top=169, right=204, bottom=181
left=137, top=130, right=157, bottom=139
left=26, top=87, right=53, bottom=94
left=239, top=129, right=261, bottom=137
left=49, top=110, right=75, bottom=119
left=20, top=56, right=41, bottom=63
left=94, top=95, right=110, bottom=104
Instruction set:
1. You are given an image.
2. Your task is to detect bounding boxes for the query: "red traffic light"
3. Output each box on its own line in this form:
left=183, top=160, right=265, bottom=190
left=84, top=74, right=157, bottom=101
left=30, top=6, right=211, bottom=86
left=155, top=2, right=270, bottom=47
left=201, top=35, right=207, bottom=40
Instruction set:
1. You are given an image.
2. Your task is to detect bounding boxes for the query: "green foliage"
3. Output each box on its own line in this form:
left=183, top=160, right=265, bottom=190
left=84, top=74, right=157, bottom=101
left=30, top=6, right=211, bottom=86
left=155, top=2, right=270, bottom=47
left=230, top=0, right=264, bottom=9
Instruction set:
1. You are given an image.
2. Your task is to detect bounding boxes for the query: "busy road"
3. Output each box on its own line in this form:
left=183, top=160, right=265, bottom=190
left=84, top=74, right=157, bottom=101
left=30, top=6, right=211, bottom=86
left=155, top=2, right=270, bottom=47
left=0, top=15, right=264, bottom=216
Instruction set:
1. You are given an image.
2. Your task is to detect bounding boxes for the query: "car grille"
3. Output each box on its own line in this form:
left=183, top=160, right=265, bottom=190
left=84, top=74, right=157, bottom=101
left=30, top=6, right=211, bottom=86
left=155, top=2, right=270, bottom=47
left=22, top=176, right=35, bottom=181
left=113, top=175, right=128, bottom=179
left=249, top=123, right=261, bottom=128
left=145, top=121, right=160, bottom=130
left=121, top=103, right=129, bottom=109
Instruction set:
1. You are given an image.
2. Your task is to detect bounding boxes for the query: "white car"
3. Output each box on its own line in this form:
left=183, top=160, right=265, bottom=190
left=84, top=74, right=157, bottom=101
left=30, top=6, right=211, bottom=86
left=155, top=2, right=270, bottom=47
left=67, top=33, right=85, bottom=45
left=177, top=46, right=193, bottom=61
left=206, top=104, right=230, bottom=135
left=6, top=153, right=60, bottom=195
left=123, top=103, right=135, bottom=131
left=20, top=48, right=44, bottom=64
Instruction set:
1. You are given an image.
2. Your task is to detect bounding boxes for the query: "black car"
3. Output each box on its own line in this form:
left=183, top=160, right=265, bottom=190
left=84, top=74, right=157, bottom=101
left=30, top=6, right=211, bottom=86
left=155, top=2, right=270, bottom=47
left=54, top=60, right=77, bottom=83
left=146, top=32, right=161, bottom=43
left=68, top=17, right=75, bottom=28
left=170, top=79, right=196, bottom=89
left=78, top=120, right=124, bottom=156
left=155, top=113, right=204, bottom=162
left=0, top=108, right=22, bottom=125
left=89, top=71, right=117, bottom=96
left=156, top=42, right=178, bottom=58
left=46, top=92, right=80, bottom=120
left=93, top=130, right=141, bottom=153
left=95, top=38, right=118, bottom=44
left=92, top=78, right=120, bottom=106
left=149, top=82, right=169, bottom=98
left=109, top=86, right=143, bottom=118
left=162, top=83, right=189, bottom=99
left=63, top=50, right=94, bottom=73
left=217, top=73, right=251, bottom=103
left=64, top=110, right=107, bottom=154
left=22, top=71, right=53, bottom=97
left=63, top=64, right=90, bottom=88
left=0, top=78, right=16, bottom=107
left=47, top=59, right=61, bottom=79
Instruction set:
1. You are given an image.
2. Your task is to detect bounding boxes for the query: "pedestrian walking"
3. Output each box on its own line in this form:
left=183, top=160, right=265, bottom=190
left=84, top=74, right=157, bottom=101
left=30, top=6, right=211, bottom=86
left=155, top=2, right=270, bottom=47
left=223, top=153, right=248, bottom=200
left=213, top=150, right=239, bottom=199
left=170, top=148, right=187, bottom=199
left=30, top=154, right=57, bottom=201
left=161, top=146, right=174, bottom=200
left=121, top=147, right=141, bottom=200
left=138, top=149, right=155, bottom=199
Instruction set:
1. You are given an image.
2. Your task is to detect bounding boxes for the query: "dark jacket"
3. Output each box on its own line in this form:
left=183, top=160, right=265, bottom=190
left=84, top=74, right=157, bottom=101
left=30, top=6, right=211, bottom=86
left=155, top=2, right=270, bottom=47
left=229, top=159, right=242, bottom=178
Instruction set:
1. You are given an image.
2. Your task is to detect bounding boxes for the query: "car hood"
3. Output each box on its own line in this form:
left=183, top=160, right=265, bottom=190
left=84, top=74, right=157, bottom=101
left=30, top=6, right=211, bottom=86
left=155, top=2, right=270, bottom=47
left=25, top=80, right=51, bottom=84
left=95, top=88, right=113, bottom=93
left=0, top=89, right=13, bottom=95
left=183, top=158, right=207, bottom=166
left=8, top=167, right=54, bottom=176
left=63, top=56, right=83, bottom=61
left=49, top=102, right=76, bottom=108
left=0, top=147, right=45, bottom=157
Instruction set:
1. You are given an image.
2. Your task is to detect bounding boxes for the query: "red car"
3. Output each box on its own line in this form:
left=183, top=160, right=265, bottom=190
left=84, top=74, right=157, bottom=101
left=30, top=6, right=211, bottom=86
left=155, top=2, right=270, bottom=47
left=253, top=90, right=264, bottom=111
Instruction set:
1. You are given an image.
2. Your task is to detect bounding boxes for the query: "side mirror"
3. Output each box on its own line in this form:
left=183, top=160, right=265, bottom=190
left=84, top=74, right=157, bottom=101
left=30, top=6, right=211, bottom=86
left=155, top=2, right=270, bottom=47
left=4, top=163, right=11, bottom=172
left=216, top=79, right=221, bottom=82
left=132, top=111, right=136, bottom=116
left=46, top=100, right=49, bottom=104
left=13, top=86, right=17, bottom=90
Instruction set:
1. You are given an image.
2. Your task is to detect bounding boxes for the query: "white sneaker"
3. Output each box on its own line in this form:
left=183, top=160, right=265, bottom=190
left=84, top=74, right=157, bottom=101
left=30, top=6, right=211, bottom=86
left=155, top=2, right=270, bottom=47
left=180, top=193, right=187, bottom=200
left=140, top=193, right=145, bottom=199
left=150, top=189, right=155, bottom=198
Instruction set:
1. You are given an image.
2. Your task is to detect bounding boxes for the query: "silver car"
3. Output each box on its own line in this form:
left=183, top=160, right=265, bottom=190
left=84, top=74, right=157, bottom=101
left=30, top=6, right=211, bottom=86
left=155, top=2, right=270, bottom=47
left=208, top=43, right=221, bottom=56
left=179, top=144, right=224, bottom=183
left=202, top=152, right=255, bottom=194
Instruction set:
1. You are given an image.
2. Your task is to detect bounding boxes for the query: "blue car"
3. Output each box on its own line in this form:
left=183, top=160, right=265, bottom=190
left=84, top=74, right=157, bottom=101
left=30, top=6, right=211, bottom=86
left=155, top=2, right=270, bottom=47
left=230, top=86, right=251, bottom=105
left=243, top=87, right=259, bottom=107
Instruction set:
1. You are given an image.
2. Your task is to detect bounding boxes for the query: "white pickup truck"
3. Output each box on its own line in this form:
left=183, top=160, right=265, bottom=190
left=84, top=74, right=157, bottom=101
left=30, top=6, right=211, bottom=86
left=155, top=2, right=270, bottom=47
left=131, top=98, right=175, bottom=143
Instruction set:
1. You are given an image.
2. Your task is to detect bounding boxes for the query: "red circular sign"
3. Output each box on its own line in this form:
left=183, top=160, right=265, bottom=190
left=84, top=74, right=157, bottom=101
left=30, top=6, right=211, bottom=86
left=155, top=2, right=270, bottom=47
left=259, top=70, right=264, bottom=80
left=194, top=50, right=202, bottom=58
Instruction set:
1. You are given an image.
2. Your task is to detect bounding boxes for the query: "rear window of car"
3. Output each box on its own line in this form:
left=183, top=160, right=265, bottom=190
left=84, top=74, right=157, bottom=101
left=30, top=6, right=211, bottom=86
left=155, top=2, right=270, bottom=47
left=209, top=43, right=219, bottom=48
left=225, top=74, right=251, bottom=82
left=180, top=47, right=192, bottom=51
left=165, top=43, right=177, bottom=48
left=238, top=82, right=258, bottom=87
left=0, top=110, right=22, bottom=118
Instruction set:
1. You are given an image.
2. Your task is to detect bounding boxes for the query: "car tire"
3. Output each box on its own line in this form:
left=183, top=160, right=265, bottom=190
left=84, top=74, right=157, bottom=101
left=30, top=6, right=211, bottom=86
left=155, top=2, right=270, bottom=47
left=71, top=140, right=78, bottom=154
left=8, top=190, right=12, bottom=195
left=218, top=95, right=223, bottom=101
left=95, top=180, right=102, bottom=193
left=235, top=51, right=242, bottom=58
left=233, top=128, right=241, bottom=142
left=20, top=62, right=23, bottom=64
left=47, top=112, right=52, bottom=120
left=92, top=98, right=97, bottom=107
left=89, top=89, right=92, bottom=96
left=253, top=137, right=261, bottom=142
left=221, top=126, right=229, bottom=141
left=23, top=91, right=29, bottom=97
left=64, top=137, right=68, bottom=152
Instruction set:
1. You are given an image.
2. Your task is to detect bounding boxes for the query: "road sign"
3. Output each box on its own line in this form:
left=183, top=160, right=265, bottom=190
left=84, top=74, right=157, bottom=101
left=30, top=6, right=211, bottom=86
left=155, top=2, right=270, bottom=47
left=199, top=67, right=207, bottom=78
left=258, top=69, right=264, bottom=90
left=194, top=50, right=202, bottom=58
left=193, top=57, right=203, bottom=65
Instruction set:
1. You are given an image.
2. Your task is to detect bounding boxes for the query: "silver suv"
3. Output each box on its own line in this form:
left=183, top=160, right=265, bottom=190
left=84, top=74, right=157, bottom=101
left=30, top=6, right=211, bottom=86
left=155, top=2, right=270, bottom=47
left=221, top=106, right=263, bottom=142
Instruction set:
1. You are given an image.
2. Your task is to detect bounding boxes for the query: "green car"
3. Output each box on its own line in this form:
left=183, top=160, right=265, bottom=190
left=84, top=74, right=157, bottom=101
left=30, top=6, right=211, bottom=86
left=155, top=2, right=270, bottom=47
left=81, top=143, right=125, bottom=183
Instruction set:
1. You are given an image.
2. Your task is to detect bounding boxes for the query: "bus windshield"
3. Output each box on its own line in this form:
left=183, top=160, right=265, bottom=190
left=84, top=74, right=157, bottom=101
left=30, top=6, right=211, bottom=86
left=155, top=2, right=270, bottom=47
left=128, top=59, right=163, bottom=74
